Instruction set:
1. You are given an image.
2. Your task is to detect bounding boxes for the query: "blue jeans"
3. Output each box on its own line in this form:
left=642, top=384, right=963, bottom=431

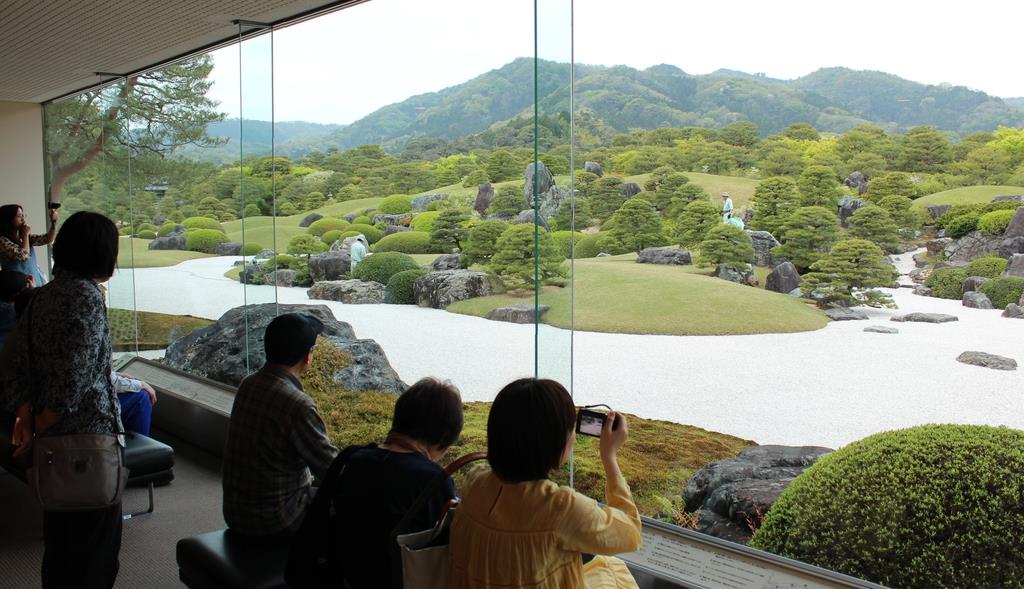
left=117, top=390, right=152, bottom=436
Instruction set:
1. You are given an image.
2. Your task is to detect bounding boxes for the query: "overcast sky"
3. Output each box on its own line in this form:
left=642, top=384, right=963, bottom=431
left=206, top=0, right=1024, bottom=125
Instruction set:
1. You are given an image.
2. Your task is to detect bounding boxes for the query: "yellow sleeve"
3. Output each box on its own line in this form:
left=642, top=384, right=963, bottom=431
left=555, top=470, right=642, bottom=555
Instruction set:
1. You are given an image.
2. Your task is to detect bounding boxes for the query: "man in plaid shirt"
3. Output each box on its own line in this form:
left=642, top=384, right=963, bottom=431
left=222, top=313, right=339, bottom=537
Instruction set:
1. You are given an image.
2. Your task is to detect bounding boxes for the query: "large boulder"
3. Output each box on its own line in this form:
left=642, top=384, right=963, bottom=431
left=992, top=194, right=1024, bottom=203
left=842, top=172, right=869, bottom=195
left=683, top=445, right=833, bottom=544
left=926, top=204, right=952, bottom=221
left=384, top=225, right=411, bottom=236
left=1004, top=207, right=1024, bottom=238
left=746, top=230, right=781, bottom=266
left=164, top=303, right=406, bottom=393
left=1004, top=254, right=1024, bottom=277
left=962, top=291, right=994, bottom=309
left=309, top=250, right=350, bottom=282
left=998, top=237, right=1024, bottom=258
left=765, top=262, right=801, bottom=295
left=372, top=213, right=412, bottom=226
left=411, top=193, right=444, bottom=211
left=473, top=183, right=494, bottom=217
left=583, top=161, right=604, bottom=177
left=269, top=269, right=297, bottom=287
left=307, top=280, right=385, bottom=304
left=716, top=264, right=758, bottom=286
left=148, top=235, right=186, bottom=251
left=956, top=351, right=1017, bottom=371
left=1003, top=303, right=1024, bottom=318
left=926, top=237, right=954, bottom=257
left=836, top=195, right=865, bottom=228
left=299, top=212, right=323, bottom=228
left=962, top=276, right=989, bottom=293
left=523, top=161, right=555, bottom=206
left=943, top=231, right=1003, bottom=263
left=825, top=308, right=869, bottom=321
left=217, top=242, right=243, bottom=256
left=413, top=270, right=505, bottom=309
left=485, top=304, right=550, bottom=324
left=429, top=253, right=462, bottom=271
left=891, top=312, right=958, bottom=323
left=513, top=209, right=550, bottom=230
left=621, top=183, right=642, bottom=198
left=636, top=247, right=692, bottom=265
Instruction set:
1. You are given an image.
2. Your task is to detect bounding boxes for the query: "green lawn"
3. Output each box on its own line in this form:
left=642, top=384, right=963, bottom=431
left=221, top=197, right=384, bottom=252
left=118, top=237, right=212, bottom=268
left=912, top=185, right=1024, bottom=211
left=448, top=254, right=827, bottom=336
left=108, top=308, right=212, bottom=350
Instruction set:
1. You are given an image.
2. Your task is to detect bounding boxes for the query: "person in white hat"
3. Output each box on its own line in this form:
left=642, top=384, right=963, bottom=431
left=720, top=192, right=734, bottom=222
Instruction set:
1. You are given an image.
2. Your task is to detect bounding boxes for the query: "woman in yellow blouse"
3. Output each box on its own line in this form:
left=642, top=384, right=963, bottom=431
left=449, top=378, right=641, bottom=589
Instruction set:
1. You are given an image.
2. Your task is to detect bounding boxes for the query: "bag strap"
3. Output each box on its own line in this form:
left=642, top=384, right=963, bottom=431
left=391, top=451, right=487, bottom=538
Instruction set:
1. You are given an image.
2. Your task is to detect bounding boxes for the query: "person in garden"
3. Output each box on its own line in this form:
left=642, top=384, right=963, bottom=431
left=350, top=235, right=368, bottom=272
left=720, top=192, right=734, bottom=222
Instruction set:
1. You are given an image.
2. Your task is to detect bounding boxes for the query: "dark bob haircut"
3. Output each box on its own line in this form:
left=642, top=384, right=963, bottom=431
left=0, top=204, right=22, bottom=240
left=52, top=212, right=119, bottom=280
left=487, top=378, right=576, bottom=483
left=391, top=377, right=464, bottom=449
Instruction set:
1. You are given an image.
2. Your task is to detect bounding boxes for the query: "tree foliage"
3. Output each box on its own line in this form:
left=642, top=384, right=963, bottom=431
left=773, top=206, right=840, bottom=271
left=750, top=176, right=799, bottom=236
left=489, top=224, right=565, bottom=285
left=697, top=224, right=754, bottom=269
left=800, top=239, right=897, bottom=308
left=607, top=198, right=668, bottom=253
left=848, top=205, right=901, bottom=253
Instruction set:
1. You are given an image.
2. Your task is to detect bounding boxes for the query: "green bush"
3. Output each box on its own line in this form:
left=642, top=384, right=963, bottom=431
left=750, top=424, right=1024, bottom=589
left=410, top=211, right=441, bottom=232
left=372, top=231, right=437, bottom=254
left=137, top=230, right=157, bottom=240
left=118, top=226, right=133, bottom=236
left=306, top=217, right=349, bottom=237
left=924, top=267, right=968, bottom=299
left=384, top=269, right=428, bottom=304
left=463, top=220, right=510, bottom=265
left=337, top=230, right=361, bottom=242
left=353, top=215, right=373, bottom=225
left=490, top=224, right=564, bottom=285
left=978, top=276, right=1024, bottom=308
left=185, top=229, right=229, bottom=253
left=287, top=234, right=329, bottom=256
left=351, top=251, right=420, bottom=285
left=595, top=232, right=631, bottom=256
left=377, top=194, right=414, bottom=215
left=551, top=230, right=585, bottom=259
left=977, top=209, right=1016, bottom=236
left=182, top=216, right=224, bottom=232
left=697, top=224, right=754, bottom=269
left=346, top=223, right=384, bottom=244
left=942, top=212, right=980, bottom=238
left=136, top=223, right=158, bottom=233
left=263, top=254, right=302, bottom=270
left=241, top=242, right=263, bottom=256
left=964, top=256, right=1008, bottom=279
left=574, top=234, right=601, bottom=258
left=321, top=230, right=343, bottom=245
left=157, top=222, right=179, bottom=237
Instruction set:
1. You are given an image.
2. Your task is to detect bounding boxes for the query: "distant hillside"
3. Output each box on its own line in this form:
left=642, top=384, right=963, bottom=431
left=1007, top=97, right=1024, bottom=109
left=177, top=119, right=346, bottom=164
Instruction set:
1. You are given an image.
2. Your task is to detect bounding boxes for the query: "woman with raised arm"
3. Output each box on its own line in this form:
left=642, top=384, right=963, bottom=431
left=0, top=204, right=58, bottom=286
left=450, top=378, right=641, bottom=589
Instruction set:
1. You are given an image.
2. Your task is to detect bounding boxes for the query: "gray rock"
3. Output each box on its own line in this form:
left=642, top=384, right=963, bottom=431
left=1004, top=207, right=1024, bottom=239
left=524, top=161, right=555, bottom=206
left=842, top=172, right=869, bottom=195
left=836, top=195, right=865, bottom=228
left=746, top=230, right=781, bottom=267
left=716, top=264, right=758, bottom=286
left=926, top=237, right=954, bottom=257
left=372, top=213, right=412, bottom=226
left=909, top=268, right=931, bottom=284
left=742, top=208, right=755, bottom=226
left=893, top=242, right=918, bottom=254
left=384, top=225, right=411, bottom=236
left=583, top=161, right=604, bottom=177
left=254, top=248, right=276, bottom=260
left=299, top=212, right=323, bottom=228
left=148, top=235, right=186, bottom=250
left=992, top=194, right=1024, bottom=203
left=411, top=193, right=444, bottom=211
left=912, top=253, right=929, bottom=268
left=636, top=247, right=692, bottom=265
left=998, top=236, right=1024, bottom=258
left=765, top=262, right=801, bottom=294
left=934, top=261, right=968, bottom=269
left=913, top=285, right=933, bottom=296
left=683, top=445, right=833, bottom=544
left=513, top=209, right=549, bottom=229
left=413, top=270, right=505, bottom=309
left=962, top=291, right=994, bottom=309
left=216, top=242, right=242, bottom=256
left=944, top=231, right=1003, bottom=263
left=330, top=235, right=361, bottom=254
left=927, top=204, right=952, bottom=221
left=309, top=250, right=350, bottom=282
left=864, top=325, right=899, bottom=334
left=962, top=276, right=989, bottom=293
left=825, top=308, right=869, bottom=321
left=891, top=312, right=959, bottom=323
left=307, top=280, right=386, bottom=304
left=596, top=252, right=611, bottom=257
left=343, top=213, right=358, bottom=223
left=164, top=303, right=406, bottom=393
left=621, top=183, right=642, bottom=198
left=485, top=304, right=550, bottom=324
left=956, top=351, right=1017, bottom=371
left=269, top=269, right=297, bottom=287
left=239, top=265, right=265, bottom=285
left=1003, top=254, right=1024, bottom=277
left=1002, top=303, right=1024, bottom=318
left=429, top=253, right=462, bottom=271
left=787, top=287, right=802, bottom=297
left=473, top=183, right=494, bottom=217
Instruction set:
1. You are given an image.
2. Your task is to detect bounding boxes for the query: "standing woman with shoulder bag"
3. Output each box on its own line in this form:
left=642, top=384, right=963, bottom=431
left=10, top=212, right=125, bottom=589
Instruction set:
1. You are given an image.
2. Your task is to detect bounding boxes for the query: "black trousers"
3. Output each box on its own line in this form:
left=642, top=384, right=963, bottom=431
left=41, top=503, right=122, bottom=589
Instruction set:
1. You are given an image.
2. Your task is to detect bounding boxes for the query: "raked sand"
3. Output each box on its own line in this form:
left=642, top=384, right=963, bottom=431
left=109, top=251, right=1023, bottom=449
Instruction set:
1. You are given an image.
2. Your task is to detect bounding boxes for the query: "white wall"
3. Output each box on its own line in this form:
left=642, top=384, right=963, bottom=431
left=0, top=101, right=48, bottom=275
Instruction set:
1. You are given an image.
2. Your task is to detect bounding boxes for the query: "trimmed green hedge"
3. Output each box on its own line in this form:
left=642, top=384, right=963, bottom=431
left=350, top=251, right=420, bottom=285
left=118, top=227, right=133, bottom=236
left=943, top=213, right=980, bottom=238
left=410, top=211, right=441, bottom=232
left=924, top=267, right=968, bottom=299
left=241, top=242, right=264, bottom=256
left=750, top=424, right=1024, bottom=589
left=964, top=256, right=1008, bottom=279
left=978, top=209, right=1016, bottom=236
left=346, top=223, right=384, bottom=244
left=384, top=268, right=428, bottom=304
left=306, top=217, right=349, bottom=237
left=551, top=230, right=585, bottom=259
left=574, top=233, right=602, bottom=258
left=185, top=229, right=229, bottom=253
left=353, top=215, right=373, bottom=225
left=157, top=222, right=179, bottom=237
left=182, top=216, right=224, bottom=232
left=978, top=276, right=1024, bottom=308
left=377, top=194, right=414, bottom=215
left=137, top=230, right=156, bottom=239
left=321, top=230, right=343, bottom=245
left=372, top=232, right=437, bottom=254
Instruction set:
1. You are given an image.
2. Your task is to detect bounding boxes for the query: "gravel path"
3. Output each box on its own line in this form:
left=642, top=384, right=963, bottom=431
left=109, top=252, right=1023, bottom=448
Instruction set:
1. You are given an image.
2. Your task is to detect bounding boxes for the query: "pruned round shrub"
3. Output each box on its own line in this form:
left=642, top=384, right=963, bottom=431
left=924, top=267, right=968, bottom=299
left=118, top=226, right=133, bottom=236
left=353, top=215, right=373, bottom=225
left=373, top=232, right=436, bottom=254
left=977, top=209, right=1016, bottom=236
left=978, top=276, right=1024, bottom=308
left=410, top=211, right=441, bottom=232
left=942, top=212, right=980, bottom=238
left=337, top=230, right=361, bottom=242
left=287, top=234, right=329, bottom=256
left=574, top=234, right=601, bottom=258
left=182, top=216, right=224, bottom=232
left=551, top=230, right=586, bottom=259
left=185, top=229, right=229, bottom=253
left=263, top=254, right=302, bottom=270
left=350, top=251, right=420, bottom=285
left=384, top=269, right=428, bottom=304
left=157, top=222, right=178, bottom=237
left=377, top=194, right=414, bottom=215
left=307, top=217, right=349, bottom=237
left=136, top=223, right=158, bottom=234
left=137, top=230, right=157, bottom=239
left=321, top=230, right=343, bottom=245
left=463, top=220, right=510, bottom=265
left=964, top=256, right=1008, bottom=279
left=750, top=424, right=1024, bottom=589
left=241, top=242, right=263, bottom=256
left=346, top=223, right=384, bottom=244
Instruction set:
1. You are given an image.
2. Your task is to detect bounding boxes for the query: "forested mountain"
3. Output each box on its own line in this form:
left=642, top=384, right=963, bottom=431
left=179, top=120, right=347, bottom=163
left=1007, top=97, right=1024, bottom=109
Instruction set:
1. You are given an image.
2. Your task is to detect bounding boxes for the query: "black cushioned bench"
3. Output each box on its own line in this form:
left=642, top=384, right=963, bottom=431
left=176, top=529, right=289, bottom=589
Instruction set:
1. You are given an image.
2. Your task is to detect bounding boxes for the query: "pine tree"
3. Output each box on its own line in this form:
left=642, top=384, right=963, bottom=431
left=797, top=165, right=842, bottom=207
left=586, top=176, right=627, bottom=221
left=772, top=206, right=840, bottom=271
left=697, top=224, right=754, bottom=270
left=667, top=184, right=709, bottom=217
left=848, top=205, right=901, bottom=253
left=489, top=224, right=565, bottom=285
left=430, top=209, right=470, bottom=252
left=801, top=239, right=897, bottom=308
left=607, top=198, right=668, bottom=253
left=876, top=195, right=920, bottom=239
left=487, top=186, right=525, bottom=218
left=750, top=176, right=799, bottom=236
left=674, top=200, right=720, bottom=248
left=462, top=220, right=509, bottom=265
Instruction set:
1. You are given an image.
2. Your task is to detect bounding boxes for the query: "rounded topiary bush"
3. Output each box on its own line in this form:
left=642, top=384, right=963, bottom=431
left=750, top=424, right=1024, bottom=589
left=551, top=230, right=585, bottom=259
left=377, top=194, right=414, bottom=215
left=410, top=211, right=441, bottom=232
left=350, top=251, right=420, bottom=284
left=384, top=268, right=428, bottom=304
left=321, top=230, right=343, bottom=245
left=185, top=229, right=229, bottom=253
left=977, top=209, right=1016, bottom=236
left=346, top=223, right=384, bottom=244
left=307, top=217, right=349, bottom=237
left=924, top=267, right=968, bottom=299
left=574, top=234, right=601, bottom=258
left=157, top=222, right=178, bottom=237
left=372, top=231, right=436, bottom=254
left=353, top=215, right=373, bottom=225
left=241, top=242, right=263, bottom=256
left=136, top=223, right=159, bottom=234
left=964, top=256, right=1008, bottom=279
left=118, top=226, right=133, bottom=236
left=336, top=230, right=361, bottom=242
left=978, top=276, right=1024, bottom=308
left=182, top=216, right=224, bottom=232
left=943, top=212, right=980, bottom=238
left=137, top=229, right=157, bottom=240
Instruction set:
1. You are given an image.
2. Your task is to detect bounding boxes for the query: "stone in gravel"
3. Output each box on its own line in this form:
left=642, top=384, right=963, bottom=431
left=636, top=247, right=692, bottom=265
left=307, top=280, right=385, bottom=304
left=864, top=325, right=899, bottom=334
left=909, top=268, right=930, bottom=284
left=148, top=235, right=186, bottom=251
left=299, top=212, right=323, bottom=227
left=891, top=313, right=959, bottom=323
left=956, top=351, right=1017, bottom=371
left=962, top=291, right=994, bottom=309
left=766, top=262, right=801, bottom=294
left=413, top=270, right=505, bottom=309
left=913, top=285, right=933, bottom=296
left=1003, top=254, right=1024, bottom=277
left=825, top=308, right=869, bottom=321
left=430, top=253, right=462, bottom=271
left=962, top=276, right=989, bottom=293
left=485, top=304, right=550, bottom=324
left=1003, top=303, right=1024, bottom=318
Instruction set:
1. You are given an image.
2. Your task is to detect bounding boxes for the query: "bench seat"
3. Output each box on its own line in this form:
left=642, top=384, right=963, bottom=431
left=176, top=529, right=289, bottom=589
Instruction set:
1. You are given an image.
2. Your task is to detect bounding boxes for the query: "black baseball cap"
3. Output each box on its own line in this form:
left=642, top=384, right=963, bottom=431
left=264, top=313, right=325, bottom=365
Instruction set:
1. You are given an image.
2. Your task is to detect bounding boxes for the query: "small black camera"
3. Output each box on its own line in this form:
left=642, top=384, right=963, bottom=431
left=47, top=202, right=62, bottom=210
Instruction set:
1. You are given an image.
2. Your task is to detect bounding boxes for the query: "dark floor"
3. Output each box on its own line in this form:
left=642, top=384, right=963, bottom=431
left=0, top=431, right=224, bottom=589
